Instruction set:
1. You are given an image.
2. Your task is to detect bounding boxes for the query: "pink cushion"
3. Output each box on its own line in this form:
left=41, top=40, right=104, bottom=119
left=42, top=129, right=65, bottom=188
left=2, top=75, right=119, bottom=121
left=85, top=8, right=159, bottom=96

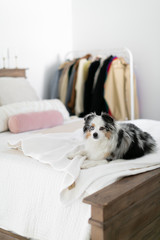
left=8, top=110, right=64, bottom=133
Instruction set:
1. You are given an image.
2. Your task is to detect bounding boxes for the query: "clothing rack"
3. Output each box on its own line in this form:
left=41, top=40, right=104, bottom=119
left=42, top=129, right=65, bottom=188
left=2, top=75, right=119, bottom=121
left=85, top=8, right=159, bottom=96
left=65, top=47, right=134, bottom=120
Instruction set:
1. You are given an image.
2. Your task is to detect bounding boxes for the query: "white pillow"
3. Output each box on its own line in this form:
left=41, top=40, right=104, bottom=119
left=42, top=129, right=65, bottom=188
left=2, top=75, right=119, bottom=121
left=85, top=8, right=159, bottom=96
left=0, top=99, right=70, bottom=132
left=0, top=77, right=39, bottom=105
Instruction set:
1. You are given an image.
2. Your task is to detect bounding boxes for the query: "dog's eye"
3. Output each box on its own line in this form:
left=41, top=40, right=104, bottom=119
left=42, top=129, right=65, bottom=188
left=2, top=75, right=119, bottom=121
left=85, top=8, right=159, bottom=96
left=90, top=126, right=95, bottom=131
left=99, top=127, right=105, bottom=131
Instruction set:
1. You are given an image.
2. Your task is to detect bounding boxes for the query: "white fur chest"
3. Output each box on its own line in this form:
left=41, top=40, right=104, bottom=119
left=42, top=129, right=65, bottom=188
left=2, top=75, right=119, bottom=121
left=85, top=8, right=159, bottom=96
left=85, top=137, right=114, bottom=161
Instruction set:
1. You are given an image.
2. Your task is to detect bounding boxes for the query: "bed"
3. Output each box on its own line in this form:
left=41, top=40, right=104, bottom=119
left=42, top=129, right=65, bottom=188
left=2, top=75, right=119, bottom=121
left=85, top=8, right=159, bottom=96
left=0, top=69, right=160, bottom=240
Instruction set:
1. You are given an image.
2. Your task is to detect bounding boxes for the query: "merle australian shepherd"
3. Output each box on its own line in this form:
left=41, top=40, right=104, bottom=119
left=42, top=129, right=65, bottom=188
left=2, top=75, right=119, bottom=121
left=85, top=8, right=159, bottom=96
left=83, top=112, right=156, bottom=161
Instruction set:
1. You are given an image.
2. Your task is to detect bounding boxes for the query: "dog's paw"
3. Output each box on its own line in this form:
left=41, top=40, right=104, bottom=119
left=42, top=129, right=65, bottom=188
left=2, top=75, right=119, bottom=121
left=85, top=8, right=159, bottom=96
left=77, top=150, right=87, bottom=157
left=81, top=159, right=108, bottom=169
left=67, top=150, right=88, bottom=160
left=106, top=157, right=113, bottom=162
left=67, top=152, right=75, bottom=160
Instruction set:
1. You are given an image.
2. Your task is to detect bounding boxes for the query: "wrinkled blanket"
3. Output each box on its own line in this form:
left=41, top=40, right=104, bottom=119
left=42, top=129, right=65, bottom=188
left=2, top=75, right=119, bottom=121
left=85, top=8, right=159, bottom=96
left=8, top=119, right=160, bottom=205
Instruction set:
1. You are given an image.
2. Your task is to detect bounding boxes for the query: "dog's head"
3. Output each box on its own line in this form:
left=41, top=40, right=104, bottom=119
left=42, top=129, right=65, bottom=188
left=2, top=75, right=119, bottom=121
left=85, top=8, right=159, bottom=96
left=83, top=112, right=116, bottom=141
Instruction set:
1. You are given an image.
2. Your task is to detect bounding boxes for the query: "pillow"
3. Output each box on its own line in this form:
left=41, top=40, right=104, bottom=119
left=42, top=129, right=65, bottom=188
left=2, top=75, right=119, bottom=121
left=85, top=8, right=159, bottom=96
left=0, top=99, right=70, bottom=132
left=8, top=110, right=64, bottom=133
left=0, top=77, right=39, bottom=105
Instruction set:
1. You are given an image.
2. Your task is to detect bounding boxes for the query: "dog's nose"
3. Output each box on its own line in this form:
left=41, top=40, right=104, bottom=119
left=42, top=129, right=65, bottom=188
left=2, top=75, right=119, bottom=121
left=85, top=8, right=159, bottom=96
left=93, top=132, right=98, bottom=139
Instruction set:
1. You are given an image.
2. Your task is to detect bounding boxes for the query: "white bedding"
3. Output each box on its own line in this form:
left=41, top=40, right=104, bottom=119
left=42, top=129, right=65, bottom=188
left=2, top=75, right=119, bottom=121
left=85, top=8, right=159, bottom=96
left=0, top=119, right=91, bottom=240
left=0, top=118, right=160, bottom=240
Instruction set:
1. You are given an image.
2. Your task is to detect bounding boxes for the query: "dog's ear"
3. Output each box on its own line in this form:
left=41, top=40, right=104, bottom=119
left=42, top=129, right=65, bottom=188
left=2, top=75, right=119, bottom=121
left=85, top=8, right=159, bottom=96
left=84, top=112, right=96, bottom=123
left=101, top=112, right=114, bottom=124
left=83, top=112, right=96, bottom=133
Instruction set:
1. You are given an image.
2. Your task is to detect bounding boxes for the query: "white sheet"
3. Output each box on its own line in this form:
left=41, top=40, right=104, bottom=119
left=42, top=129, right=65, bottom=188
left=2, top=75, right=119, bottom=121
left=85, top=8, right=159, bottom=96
left=0, top=119, right=91, bottom=240
left=0, top=118, right=160, bottom=240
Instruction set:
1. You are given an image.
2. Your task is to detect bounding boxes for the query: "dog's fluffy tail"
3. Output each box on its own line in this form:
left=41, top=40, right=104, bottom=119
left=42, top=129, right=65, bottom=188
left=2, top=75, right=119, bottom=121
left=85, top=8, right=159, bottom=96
left=142, top=132, right=157, bottom=153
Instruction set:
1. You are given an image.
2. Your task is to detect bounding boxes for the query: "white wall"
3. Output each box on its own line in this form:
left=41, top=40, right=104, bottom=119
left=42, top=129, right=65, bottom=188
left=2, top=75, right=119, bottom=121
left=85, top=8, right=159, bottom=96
left=1, top=0, right=160, bottom=120
left=0, top=0, right=72, bottom=98
left=72, top=0, right=160, bottom=120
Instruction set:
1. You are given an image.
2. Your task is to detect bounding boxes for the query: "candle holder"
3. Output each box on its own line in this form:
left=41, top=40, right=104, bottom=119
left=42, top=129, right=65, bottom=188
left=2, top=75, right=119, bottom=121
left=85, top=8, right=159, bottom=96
left=15, top=56, right=18, bottom=69
left=3, top=57, right=6, bottom=69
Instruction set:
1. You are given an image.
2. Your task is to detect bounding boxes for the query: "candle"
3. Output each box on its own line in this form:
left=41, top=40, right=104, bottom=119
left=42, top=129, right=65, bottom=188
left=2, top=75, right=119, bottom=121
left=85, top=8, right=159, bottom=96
left=14, top=48, right=18, bottom=68
left=7, top=48, right=10, bottom=68
left=15, top=55, right=18, bottom=68
left=2, top=50, right=6, bottom=69
left=3, top=57, right=6, bottom=69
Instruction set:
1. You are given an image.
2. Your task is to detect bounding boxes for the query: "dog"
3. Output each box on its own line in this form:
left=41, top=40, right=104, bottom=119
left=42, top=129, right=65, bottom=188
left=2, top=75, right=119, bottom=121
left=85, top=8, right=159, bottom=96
left=83, top=112, right=156, bottom=161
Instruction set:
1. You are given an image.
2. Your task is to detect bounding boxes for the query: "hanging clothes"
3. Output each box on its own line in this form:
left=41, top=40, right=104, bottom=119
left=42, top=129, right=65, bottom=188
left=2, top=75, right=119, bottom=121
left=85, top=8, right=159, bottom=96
left=90, top=55, right=113, bottom=115
left=92, top=58, right=104, bottom=89
left=67, top=54, right=91, bottom=114
left=75, top=59, right=91, bottom=116
left=82, top=59, right=100, bottom=116
left=104, top=57, right=139, bottom=120
left=65, top=63, right=76, bottom=112
left=59, top=60, right=76, bottom=104
left=50, top=51, right=139, bottom=121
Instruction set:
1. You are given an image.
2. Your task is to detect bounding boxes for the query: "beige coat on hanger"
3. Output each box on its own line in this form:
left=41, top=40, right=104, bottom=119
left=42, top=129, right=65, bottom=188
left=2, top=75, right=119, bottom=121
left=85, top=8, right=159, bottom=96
left=104, top=58, right=139, bottom=120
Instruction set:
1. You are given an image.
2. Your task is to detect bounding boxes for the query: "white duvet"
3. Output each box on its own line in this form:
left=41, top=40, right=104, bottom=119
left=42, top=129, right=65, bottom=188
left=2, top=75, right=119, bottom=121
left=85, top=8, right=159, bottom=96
left=0, top=118, right=160, bottom=240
